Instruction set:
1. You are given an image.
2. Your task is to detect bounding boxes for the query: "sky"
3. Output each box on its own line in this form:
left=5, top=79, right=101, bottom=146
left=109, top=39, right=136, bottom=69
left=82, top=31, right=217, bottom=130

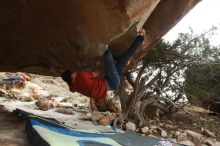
left=164, top=0, right=220, bottom=46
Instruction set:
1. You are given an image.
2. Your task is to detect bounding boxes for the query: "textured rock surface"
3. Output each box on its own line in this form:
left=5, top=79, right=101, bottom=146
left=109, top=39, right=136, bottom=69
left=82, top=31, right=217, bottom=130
left=0, top=0, right=199, bottom=75
left=126, top=121, right=136, bottom=132
left=141, top=126, right=149, bottom=134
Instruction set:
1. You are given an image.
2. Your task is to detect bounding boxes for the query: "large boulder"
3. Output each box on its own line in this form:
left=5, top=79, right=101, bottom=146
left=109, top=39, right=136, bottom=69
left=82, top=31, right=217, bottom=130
left=0, top=0, right=199, bottom=75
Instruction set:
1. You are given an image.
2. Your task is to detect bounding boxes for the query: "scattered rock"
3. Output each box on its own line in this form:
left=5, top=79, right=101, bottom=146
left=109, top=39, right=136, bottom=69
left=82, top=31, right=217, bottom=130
left=154, top=117, right=160, bottom=122
left=22, top=96, right=35, bottom=102
left=98, top=114, right=117, bottom=126
left=202, top=129, right=215, bottom=137
left=178, top=140, right=195, bottom=146
left=213, top=141, right=220, bottom=146
left=99, top=115, right=115, bottom=126
left=204, top=138, right=215, bottom=146
left=149, top=125, right=157, bottom=130
left=0, top=89, right=8, bottom=97
left=161, top=130, right=167, bottom=137
left=192, top=123, right=197, bottom=126
left=56, top=107, right=74, bottom=115
left=158, top=128, right=167, bottom=137
left=141, top=126, right=149, bottom=134
left=92, top=95, right=121, bottom=113
left=175, top=131, right=181, bottom=137
left=203, top=138, right=220, bottom=146
left=170, top=131, right=175, bottom=135
left=101, top=111, right=111, bottom=116
left=135, top=128, right=140, bottom=133
left=186, top=130, right=202, bottom=141
left=167, top=133, right=173, bottom=138
left=159, top=123, right=163, bottom=127
left=106, top=96, right=122, bottom=113
left=177, top=132, right=188, bottom=142
left=165, top=124, right=178, bottom=130
left=125, top=121, right=136, bottom=132
left=152, top=128, right=158, bottom=134
left=167, top=120, right=174, bottom=124
left=185, top=105, right=215, bottom=114
left=147, top=129, right=154, bottom=135
left=91, top=111, right=103, bottom=122
left=155, top=108, right=160, bottom=118
left=35, top=98, right=54, bottom=111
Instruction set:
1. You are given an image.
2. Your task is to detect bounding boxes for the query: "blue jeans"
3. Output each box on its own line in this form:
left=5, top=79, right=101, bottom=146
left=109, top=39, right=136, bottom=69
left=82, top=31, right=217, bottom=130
left=104, top=35, right=144, bottom=90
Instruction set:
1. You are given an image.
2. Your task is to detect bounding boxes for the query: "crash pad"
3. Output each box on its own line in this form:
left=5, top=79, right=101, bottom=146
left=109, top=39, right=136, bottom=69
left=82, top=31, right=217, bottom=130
left=14, top=109, right=183, bottom=146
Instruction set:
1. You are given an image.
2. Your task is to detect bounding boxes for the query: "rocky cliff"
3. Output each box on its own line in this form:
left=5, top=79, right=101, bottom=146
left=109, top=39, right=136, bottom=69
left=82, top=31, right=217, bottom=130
left=0, top=0, right=199, bottom=75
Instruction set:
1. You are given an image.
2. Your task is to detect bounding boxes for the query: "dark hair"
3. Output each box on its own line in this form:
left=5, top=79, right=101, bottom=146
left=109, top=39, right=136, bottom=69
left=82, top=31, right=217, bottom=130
left=61, top=69, right=73, bottom=85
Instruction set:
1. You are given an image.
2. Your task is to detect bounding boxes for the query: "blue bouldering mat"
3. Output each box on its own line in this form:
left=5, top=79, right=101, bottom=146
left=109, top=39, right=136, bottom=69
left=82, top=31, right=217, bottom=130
left=14, top=109, right=182, bottom=146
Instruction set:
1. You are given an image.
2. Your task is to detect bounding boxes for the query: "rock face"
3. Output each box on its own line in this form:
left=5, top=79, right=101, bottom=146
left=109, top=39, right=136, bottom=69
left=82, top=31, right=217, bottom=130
left=126, top=121, right=136, bottom=132
left=0, top=0, right=199, bottom=75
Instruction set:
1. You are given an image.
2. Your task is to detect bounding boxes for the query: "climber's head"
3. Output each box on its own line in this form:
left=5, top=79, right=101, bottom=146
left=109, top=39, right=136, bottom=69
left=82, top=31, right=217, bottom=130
left=61, top=69, right=76, bottom=86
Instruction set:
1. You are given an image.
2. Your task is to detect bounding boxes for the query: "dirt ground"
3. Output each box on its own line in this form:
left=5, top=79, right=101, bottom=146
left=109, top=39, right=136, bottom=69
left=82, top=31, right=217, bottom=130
left=158, top=111, right=220, bottom=144
left=170, top=113, right=219, bottom=138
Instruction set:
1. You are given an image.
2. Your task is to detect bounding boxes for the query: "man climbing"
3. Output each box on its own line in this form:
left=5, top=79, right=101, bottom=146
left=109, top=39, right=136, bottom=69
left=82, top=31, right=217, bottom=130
left=61, top=28, right=145, bottom=100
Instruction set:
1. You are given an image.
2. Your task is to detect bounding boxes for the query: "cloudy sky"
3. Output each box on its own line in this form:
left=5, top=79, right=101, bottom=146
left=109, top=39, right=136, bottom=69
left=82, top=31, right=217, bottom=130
left=164, top=0, right=220, bottom=46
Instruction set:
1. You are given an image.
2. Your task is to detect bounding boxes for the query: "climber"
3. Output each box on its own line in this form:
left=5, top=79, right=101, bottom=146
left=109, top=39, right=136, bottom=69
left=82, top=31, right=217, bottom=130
left=61, top=28, right=145, bottom=99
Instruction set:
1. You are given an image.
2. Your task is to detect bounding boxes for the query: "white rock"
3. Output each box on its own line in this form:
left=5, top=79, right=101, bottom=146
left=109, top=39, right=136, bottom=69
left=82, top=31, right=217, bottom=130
left=126, top=121, right=136, bottom=132
left=91, top=111, right=103, bottom=122
left=0, top=89, right=8, bottom=97
left=204, top=138, right=215, bottom=146
left=213, top=141, right=220, bottom=146
left=167, top=133, right=173, bottom=138
left=178, top=140, right=195, bottom=146
left=170, top=131, right=175, bottom=135
left=202, top=129, right=215, bottom=137
left=141, top=126, right=149, bottom=134
left=159, top=128, right=167, bottom=137
left=177, top=133, right=188, bottom=142
left=187, top=130, right=202, bottom=141
left=167, top=120, right=173, bottom=124
left=165, top=124, right=178, bottom=130
left=11, top=81, right=49, bottom=100
left=148, top=129, right=153, bottom=135
left=56, top=108, right=73, bottom=114
left=35, top=98, right=54, bottom=111
left=175, top=131, right=181, bottom=136
left=101, top=111, right=111, bottom=116
left=161, top=130, right=167, bottom=137
left=149, top=125, right=157, bottom=130
left=203, top=138, right=220, bottom=146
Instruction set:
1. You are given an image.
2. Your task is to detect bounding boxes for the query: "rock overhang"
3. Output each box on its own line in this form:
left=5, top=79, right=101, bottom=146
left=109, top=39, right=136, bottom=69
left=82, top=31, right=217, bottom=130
left=0, top=0, right=199, bottom=76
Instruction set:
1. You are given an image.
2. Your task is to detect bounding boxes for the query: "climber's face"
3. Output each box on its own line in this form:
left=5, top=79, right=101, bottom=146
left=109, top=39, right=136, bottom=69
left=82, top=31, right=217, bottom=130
left=70, top=72, right=77, bottom=84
